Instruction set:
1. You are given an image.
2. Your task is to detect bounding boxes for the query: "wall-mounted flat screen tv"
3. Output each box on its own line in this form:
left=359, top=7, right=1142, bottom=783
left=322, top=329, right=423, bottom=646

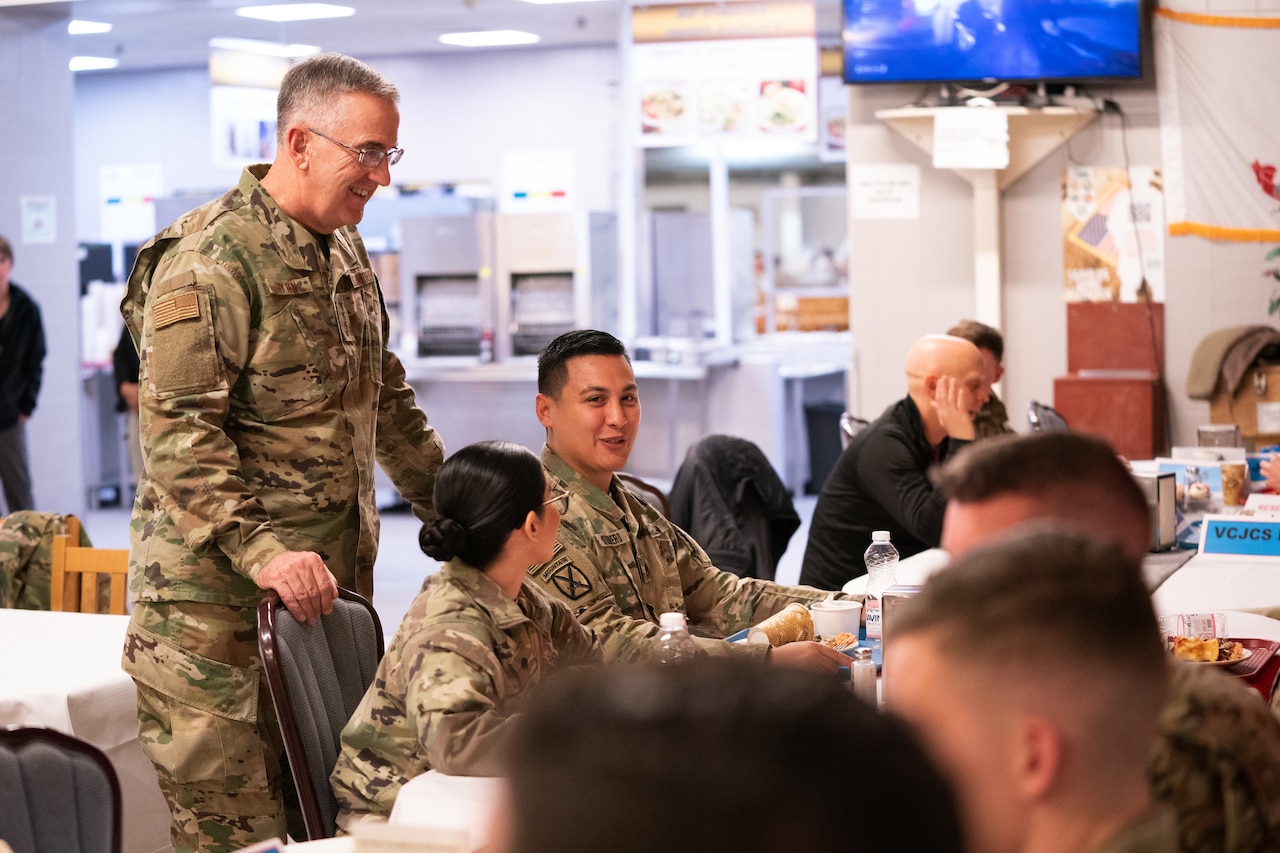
left=842, top=0, right=1143, bottom=85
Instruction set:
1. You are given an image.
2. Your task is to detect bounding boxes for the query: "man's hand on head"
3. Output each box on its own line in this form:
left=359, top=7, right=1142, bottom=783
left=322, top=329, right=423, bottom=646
left=932, top=375, right=977, bottom=442
left=255, top=551, right=339, bottom=625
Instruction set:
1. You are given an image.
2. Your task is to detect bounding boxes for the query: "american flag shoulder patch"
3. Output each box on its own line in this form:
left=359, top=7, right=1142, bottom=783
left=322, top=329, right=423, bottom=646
left=153, top=292, right=201, bottom=328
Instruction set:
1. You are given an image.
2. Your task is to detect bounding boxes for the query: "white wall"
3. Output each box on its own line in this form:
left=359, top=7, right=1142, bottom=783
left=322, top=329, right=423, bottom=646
left=1, top=7, right=85, bottom=516
left=842, top=79, right=1264, bottom=449
left=73, top=44, right=1280, bottom=455
left=74, top=46, right=622, bottom=240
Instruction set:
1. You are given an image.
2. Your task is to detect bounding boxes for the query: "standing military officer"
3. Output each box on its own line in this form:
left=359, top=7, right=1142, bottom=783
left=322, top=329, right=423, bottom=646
left=119, top=54, right=445, bottom=852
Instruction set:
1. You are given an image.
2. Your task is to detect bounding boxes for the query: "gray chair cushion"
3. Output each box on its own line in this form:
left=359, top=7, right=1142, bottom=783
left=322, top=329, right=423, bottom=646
left=261, top=591, right=383, bottom=839
left=0, top=728, right=121, bottom=853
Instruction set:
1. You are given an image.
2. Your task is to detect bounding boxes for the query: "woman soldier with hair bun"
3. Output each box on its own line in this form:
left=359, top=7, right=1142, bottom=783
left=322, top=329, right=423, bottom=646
left=330, top=441, right=602, bottom=831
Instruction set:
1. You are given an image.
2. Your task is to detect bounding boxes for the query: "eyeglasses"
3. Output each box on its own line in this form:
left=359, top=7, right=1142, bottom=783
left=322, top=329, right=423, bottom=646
left=542, top=489, right=571, bottom=515
left=307, top=127, right=403, bottom=168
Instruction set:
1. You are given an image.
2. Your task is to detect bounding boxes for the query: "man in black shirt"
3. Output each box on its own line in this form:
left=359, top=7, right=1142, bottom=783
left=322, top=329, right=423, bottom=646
left=0, top=235, right=46, bottom=513
left=798, top=334, right=986, bottom=590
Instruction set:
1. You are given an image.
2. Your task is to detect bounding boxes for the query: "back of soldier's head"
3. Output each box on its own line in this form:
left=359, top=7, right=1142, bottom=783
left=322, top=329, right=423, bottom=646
left=892, top=529, right=1168, bottom=794
left=938, top=431, right=1150, bottom=557
left=499, top=658, right=965, bottom=853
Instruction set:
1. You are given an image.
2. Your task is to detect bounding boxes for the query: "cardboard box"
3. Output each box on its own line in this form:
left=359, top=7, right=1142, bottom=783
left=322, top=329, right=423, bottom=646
left=1209, top=364, right=1280, bottom=451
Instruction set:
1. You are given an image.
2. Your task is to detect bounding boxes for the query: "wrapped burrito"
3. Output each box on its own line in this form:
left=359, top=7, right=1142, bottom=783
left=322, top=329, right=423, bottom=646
left=747, top=602, right=815, bottom=646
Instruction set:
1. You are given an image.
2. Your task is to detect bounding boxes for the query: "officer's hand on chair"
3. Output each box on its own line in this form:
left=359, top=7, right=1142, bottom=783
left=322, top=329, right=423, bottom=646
left=256, top=551, right=338, bottom=625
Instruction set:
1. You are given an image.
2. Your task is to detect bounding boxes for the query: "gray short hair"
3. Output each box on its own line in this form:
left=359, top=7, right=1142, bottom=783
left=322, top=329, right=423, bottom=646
left=276, top=53, right=399, bottom=143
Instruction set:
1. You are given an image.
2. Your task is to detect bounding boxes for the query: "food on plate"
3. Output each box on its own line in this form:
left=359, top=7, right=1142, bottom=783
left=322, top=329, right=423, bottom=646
left=759, top=80, right=808, bottom=132
left=642, top=88, right=685, bottom=123
left=1187, top=482, right=1211, bottom=502
left=824, top=631, right=857, bottom=651
left=747, top=602, right=814, bottom=646
left=1172, top=636, right=1219, bottom=662
left=1170, top=636, right=1245, bottom=663
left=699, top=83, right=749, bottom=133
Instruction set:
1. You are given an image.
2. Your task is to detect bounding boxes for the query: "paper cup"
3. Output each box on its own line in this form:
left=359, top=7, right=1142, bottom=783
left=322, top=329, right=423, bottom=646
left=1221, top=462, right=1248, bottom=506
left=810, top=600, right=863, bottom=640
left=747, top=603, right=814, bottom=646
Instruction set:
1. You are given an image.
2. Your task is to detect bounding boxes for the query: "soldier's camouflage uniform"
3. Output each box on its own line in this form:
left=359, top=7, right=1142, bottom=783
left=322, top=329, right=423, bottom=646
left=119, top=164, right=444, bottom=853
left=528, top=446, right=837, bottom=663
left=330, top=560, right=600, bottom=831
left=0, top=510, right=89, bottom=609
left=1150, top=660, right=1280, bottom=852
left=972, top=391, right=1015, bottom=440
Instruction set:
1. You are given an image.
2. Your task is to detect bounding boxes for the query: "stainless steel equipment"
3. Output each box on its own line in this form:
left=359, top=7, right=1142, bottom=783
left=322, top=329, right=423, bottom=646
left=399, top=214, right=495, bottom=358
left=1134, top=471, right=1178, bottom=551
left=496, top=212, right=616, bottom=359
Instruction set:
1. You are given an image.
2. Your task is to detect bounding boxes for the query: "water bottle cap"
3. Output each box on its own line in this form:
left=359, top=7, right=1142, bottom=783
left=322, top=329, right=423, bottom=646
left=659, top=611, right=688, bottom=629
left=872, top=530, right=891, bottom=542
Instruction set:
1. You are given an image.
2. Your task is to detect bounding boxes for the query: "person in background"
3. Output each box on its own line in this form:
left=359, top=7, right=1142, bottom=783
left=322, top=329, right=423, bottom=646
left=120, top=53, right=445, bottom=851
left=947, top=318, right=1014, bottom=438
left=111, top=324, right=143, bottom=487
left=526, top=329, right=849, bottom=672
left=937, top=431, right=1280, bottom=853
left=888, top=530, right=1176, bottom=853
left=798, top=334, right=987, bottom=590
left=331, top=442, right=601, bottom=832
left=0, top=235, right=46, bottom=514
left=492, top=657, right=966, bottom=853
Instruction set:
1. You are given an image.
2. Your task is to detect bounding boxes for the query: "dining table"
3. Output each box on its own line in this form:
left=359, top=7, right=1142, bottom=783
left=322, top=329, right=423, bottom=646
left=0, top=608, right=172, bottom=853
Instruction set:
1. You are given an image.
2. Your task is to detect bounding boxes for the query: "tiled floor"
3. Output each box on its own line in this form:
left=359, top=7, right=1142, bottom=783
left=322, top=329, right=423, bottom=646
left=85, top=494, right=818, bottom=637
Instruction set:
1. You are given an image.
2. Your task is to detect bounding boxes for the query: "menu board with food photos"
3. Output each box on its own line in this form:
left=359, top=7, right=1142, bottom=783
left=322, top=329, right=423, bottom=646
left=632, top=1, right=817, bottom=149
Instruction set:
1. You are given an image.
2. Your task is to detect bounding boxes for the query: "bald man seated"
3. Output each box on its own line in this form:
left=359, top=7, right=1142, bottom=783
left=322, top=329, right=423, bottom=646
left=799, top=334, right=988, bottom=590
left=938, top=432, right=1280, bottom=853
left=888, top=529, right=1177, bottom=853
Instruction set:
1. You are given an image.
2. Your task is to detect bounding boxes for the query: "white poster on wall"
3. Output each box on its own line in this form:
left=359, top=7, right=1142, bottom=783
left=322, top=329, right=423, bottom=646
left=20, top=196, right=56, bottom=243
left=851, top=164, right=921, bottom=221
left=932, top=109, right=1010, bottom=171
left=499, top=150, right=576, bottom=214
left=99, top=163, right=163, bottom=243
left=211, top=85, right=278, bottom=171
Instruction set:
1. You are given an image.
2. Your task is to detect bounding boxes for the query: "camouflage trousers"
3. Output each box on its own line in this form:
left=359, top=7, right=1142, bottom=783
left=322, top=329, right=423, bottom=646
left=123, top=600, right=296, bottom=853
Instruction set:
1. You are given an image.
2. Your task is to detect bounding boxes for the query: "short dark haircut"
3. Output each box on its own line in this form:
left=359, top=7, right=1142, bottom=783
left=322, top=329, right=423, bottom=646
left=891, top=528, right=1168, bottom=779
left=938, top=431, right=1150, bottom=554
left=419, top=441, right=546, bottom=569
left=502, top=658, right=966, bottom=853
left=536, top=329, right=630, bottom=398
left=276, top=52, right=399, bottom=144
left=946, top=319, right=1003, bottom=361
left=0, top=235, right=12, bottom=264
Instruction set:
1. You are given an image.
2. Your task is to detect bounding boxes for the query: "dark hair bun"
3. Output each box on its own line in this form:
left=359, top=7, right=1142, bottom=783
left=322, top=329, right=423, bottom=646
left=419, top=517, right=468, bottom=562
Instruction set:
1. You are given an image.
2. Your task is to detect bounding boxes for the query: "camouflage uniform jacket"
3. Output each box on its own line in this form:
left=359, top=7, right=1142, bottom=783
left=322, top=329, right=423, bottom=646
left=527, top=446, right=833, bottom=664
left=973, top=391, right=1014, bottom=440
left=120, top=165, right=444, bottom=605
left=1149, top=660, right=1280, bottom=852
left=330, top=560, right=601, bottom=828
left=0, top=511, right=89, bottom=609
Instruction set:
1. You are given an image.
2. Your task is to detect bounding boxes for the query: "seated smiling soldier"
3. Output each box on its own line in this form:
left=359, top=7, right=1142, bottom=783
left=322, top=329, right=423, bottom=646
left=526, top=330, right=849, bottom=672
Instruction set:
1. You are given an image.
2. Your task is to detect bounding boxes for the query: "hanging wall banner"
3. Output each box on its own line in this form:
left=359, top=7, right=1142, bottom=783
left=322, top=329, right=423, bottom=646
left=1155, top=6, right=1280, bottom=242
left=1063, top=165, right=1165, bottom=302
left=632, top=1, right=817, bottom=148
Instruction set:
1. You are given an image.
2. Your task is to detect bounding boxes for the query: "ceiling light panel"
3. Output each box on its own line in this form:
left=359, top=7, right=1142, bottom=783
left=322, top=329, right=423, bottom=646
left=236, top=3, right=355, bottom=23
left=68, top=20, right=113, bottom=35
left=438, top=30, right=541, bottom=48
left=208, top=37, right=321, bottom=58
left=70, top=56, right=120, bottom=71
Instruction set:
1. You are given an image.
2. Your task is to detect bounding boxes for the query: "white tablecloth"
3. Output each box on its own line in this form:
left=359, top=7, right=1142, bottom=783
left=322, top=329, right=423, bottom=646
left=389, top=771, right=503, bottom=850
left=1152, top=554, right=1280, bottom=619
left=0, top=609, right=172, bottom=853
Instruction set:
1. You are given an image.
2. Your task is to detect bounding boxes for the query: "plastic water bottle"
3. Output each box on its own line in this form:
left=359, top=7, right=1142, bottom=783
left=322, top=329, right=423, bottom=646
left=655, top=611, right=700, bottom=664
left=863, top=531, right=899, bottom=652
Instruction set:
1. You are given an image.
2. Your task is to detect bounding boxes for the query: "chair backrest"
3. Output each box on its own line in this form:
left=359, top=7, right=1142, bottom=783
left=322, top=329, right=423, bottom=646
left=840, top=412, right=870, bottom=450
left=1027, top=400, right=1070, bottom=433
left=50, top=517, right=130, bottom=615
left=617, top=472, right=671, bottom=518
left=0, top=726, right=122, bottom=853
left=257, top=588, right=385, bottom=840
